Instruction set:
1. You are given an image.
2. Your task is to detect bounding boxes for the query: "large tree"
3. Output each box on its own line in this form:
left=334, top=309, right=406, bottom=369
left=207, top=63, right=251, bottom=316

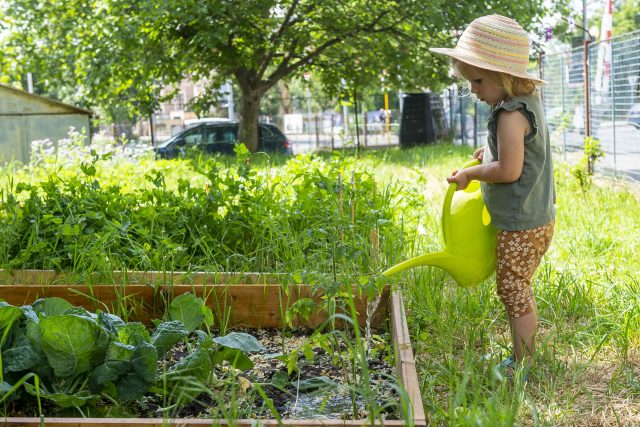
left=1, top=0, right=565, bottom=152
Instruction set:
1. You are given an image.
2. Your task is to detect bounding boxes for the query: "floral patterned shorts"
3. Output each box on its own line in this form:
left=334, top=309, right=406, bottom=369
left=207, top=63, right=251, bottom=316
left=496, top=221, right=554, bottom=319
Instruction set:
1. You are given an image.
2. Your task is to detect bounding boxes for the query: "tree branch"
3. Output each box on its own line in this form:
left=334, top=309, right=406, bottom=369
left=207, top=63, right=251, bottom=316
left=263, top=8, right=399, bottom=88
left=257, top=1, right=316, bottom=79
left=269, top=0, right=301, bottom=44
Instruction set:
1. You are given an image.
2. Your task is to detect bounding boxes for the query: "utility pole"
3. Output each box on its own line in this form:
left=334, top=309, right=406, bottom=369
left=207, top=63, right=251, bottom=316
left=341, top=78, right=349, bottom=138
left=583, top=0, right=588, bottom=41
left=27, top=73, right=33, bottom=94
left=353, top=83, right=360, bottom=151
left=582, top=0, right=591, bottom=137
left=149, top=112, right=156, bottom=147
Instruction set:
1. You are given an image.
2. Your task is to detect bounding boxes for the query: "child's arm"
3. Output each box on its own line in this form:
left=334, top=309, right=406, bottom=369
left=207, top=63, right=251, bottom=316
left=447, top=110, right=528, bottom=189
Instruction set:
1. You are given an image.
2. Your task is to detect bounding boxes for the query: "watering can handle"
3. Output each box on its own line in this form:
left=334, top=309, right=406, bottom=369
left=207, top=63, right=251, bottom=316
left=442, top=159, right=481, bottom=244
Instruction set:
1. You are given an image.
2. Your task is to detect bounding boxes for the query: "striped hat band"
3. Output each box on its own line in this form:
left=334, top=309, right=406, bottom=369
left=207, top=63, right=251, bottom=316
left=430, top=14, right=545, bottom=84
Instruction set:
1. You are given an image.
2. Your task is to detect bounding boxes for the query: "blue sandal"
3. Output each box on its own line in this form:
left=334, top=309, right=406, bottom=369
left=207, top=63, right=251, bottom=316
left=494, top=357, right=530, bottom=382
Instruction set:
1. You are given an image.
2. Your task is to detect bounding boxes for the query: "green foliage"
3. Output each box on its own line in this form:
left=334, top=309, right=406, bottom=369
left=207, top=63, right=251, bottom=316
left=284, top=298, right=317, bottom=328
left=168, top=293, right=212, bottom=333
left=570, top=135, right=605, bottom=193
left=291, top=376, right=338, bottom=395
left=0, top=297, right=262, bottom=414
left=0, top=0, right=567, bottom=150
left=210, top=332, right=264, bottom=371
left=613, top=1, right=640, bottom=35
left=149, top=321, right=189, bottom=358
left=40, top=314, right=109, bottom=378
left=0, top=149, right=396, bottom=276
left=211, top=332, right=264, bottom=354
left=583, top=135, right=605, bottom=174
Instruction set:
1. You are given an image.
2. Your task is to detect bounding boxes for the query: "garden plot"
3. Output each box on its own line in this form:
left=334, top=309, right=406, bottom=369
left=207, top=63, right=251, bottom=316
left=0, top=270, right=426, bottom=426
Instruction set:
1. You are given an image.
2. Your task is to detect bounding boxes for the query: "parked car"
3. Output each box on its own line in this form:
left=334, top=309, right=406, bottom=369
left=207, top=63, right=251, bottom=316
left=155, top=122, right=292, bottom=158
left=627, top=103, right=640, bottom=130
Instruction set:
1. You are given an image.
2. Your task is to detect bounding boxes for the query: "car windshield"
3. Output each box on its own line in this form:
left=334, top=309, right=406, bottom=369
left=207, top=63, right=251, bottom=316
left=157, top=134, right=178, bottom=148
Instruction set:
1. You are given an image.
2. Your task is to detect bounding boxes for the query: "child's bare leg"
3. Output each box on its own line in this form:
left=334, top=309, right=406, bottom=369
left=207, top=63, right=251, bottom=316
left=510, top=307, right=536, bottom=366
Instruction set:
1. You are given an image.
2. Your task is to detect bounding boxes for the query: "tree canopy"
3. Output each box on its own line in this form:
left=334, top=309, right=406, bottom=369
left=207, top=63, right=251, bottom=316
left=1, top=0, right=565, bottom=151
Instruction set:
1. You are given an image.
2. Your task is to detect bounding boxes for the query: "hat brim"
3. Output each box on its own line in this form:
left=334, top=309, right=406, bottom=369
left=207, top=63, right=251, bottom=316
left=429, top=47, right=548, bottom=85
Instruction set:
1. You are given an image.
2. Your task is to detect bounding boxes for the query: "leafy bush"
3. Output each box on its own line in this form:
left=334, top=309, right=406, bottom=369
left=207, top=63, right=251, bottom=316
left=0, top=147, right=396, bottom=275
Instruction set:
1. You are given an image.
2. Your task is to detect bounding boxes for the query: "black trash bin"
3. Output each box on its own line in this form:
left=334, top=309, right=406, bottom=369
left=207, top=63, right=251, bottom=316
left=399, top=93, right=448, bottom=147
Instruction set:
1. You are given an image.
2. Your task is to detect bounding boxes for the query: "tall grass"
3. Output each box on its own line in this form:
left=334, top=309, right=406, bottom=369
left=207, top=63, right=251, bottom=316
left=369, top=144, right=640, bottom=426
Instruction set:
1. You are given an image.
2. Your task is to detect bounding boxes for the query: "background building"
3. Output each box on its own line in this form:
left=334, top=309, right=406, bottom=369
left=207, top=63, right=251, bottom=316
left=0, top=84, right=92, bottom=164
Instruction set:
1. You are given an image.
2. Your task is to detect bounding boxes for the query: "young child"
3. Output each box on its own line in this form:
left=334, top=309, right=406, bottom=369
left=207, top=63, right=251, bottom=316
left=430, top=15, right=556, bottom=371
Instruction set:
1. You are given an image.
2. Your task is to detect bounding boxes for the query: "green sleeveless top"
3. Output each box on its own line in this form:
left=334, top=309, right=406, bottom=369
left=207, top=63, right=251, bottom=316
left=481, top=95, right=555, bottom=231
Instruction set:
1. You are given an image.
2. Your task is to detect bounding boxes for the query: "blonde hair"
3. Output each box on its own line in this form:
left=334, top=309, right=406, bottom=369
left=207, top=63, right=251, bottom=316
left=452, top=59, right=538, bottom=98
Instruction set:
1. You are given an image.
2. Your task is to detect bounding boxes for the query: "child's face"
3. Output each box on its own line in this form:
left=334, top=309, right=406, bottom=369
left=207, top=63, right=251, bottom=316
left=465, top=69, right=507, bottom=106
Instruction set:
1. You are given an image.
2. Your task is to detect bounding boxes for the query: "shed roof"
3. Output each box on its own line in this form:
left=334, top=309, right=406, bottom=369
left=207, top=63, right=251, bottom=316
left=0, top=83, right=93, bottom=116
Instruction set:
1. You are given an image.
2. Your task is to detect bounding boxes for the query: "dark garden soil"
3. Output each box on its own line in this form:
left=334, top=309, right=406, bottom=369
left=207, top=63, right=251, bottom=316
left=139, top=328, right=400, bottom=421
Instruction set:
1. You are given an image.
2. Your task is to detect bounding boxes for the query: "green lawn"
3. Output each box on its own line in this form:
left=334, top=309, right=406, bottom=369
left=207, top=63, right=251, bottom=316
left=363, top=144, right=640, bottom=426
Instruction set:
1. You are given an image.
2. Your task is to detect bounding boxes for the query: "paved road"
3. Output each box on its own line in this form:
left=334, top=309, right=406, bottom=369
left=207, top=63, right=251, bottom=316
left=552, top=123, right=640, bottom=181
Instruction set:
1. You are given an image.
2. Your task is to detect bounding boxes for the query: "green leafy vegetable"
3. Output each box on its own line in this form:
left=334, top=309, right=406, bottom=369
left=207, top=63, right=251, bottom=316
left=150, top=320, right=189, bottom=357
left=168, top=293, right=205, bottom=332
left=39, top=314, right=107, bottom=378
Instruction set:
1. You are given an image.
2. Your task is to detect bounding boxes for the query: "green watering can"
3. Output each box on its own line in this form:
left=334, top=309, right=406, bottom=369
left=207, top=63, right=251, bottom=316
left=383, top=159, right=497, bottom=287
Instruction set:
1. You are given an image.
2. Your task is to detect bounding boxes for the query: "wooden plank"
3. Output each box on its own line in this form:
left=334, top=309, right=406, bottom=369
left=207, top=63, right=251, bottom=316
left=0, top=284, right=163, bottom=323
left=0, top=283, right=389, bottom=328
left=189, top=284, right=389, bottom=329
left=391, top=291, right=427, bottom=427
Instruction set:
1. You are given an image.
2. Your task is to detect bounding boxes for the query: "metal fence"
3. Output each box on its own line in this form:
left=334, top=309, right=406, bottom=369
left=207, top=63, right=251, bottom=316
left=262, top=108, right=401, bottom=154
left=442, top=87, right=490, bottom=148
left=542, top=30, right=640, bottom=181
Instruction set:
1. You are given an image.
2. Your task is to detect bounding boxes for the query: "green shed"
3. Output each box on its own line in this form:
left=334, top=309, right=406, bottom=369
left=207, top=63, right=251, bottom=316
left=0, top=84, right=93, bottom=164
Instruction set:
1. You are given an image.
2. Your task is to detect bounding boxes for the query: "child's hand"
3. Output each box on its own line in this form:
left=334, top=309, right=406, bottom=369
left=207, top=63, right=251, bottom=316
left=473, top=146, right=485, bottom=161
left=447, top=169, right=470, bottom=190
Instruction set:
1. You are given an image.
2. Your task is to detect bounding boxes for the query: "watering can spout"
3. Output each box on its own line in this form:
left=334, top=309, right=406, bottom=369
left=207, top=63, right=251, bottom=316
left=382, top=252, right=448, bottom=277
left=382, top=252, right=495, bottom=288
left=383, top=159, right=497, bottom=288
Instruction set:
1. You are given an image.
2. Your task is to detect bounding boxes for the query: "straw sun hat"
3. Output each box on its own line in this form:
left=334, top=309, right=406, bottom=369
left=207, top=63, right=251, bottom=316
left=429, top=14, right=546, bottom=84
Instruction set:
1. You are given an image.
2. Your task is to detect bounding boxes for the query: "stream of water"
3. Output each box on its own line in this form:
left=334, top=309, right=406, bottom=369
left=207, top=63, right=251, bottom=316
left=365, top=293, right=382, bottom=356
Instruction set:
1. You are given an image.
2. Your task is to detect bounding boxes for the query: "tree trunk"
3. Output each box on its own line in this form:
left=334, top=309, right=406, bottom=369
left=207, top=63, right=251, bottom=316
left=114, top=122, right=135, bottom=143
left=238, top=90, right=261, bottom=153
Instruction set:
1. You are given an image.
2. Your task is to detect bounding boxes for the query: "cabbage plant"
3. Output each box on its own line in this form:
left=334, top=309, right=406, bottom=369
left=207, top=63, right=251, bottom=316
left=0, top=294, right=263, bottom=415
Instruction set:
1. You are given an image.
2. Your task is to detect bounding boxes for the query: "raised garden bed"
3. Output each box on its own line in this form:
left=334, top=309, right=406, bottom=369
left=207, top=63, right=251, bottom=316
left=0, top=270, right=426, bottom=426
